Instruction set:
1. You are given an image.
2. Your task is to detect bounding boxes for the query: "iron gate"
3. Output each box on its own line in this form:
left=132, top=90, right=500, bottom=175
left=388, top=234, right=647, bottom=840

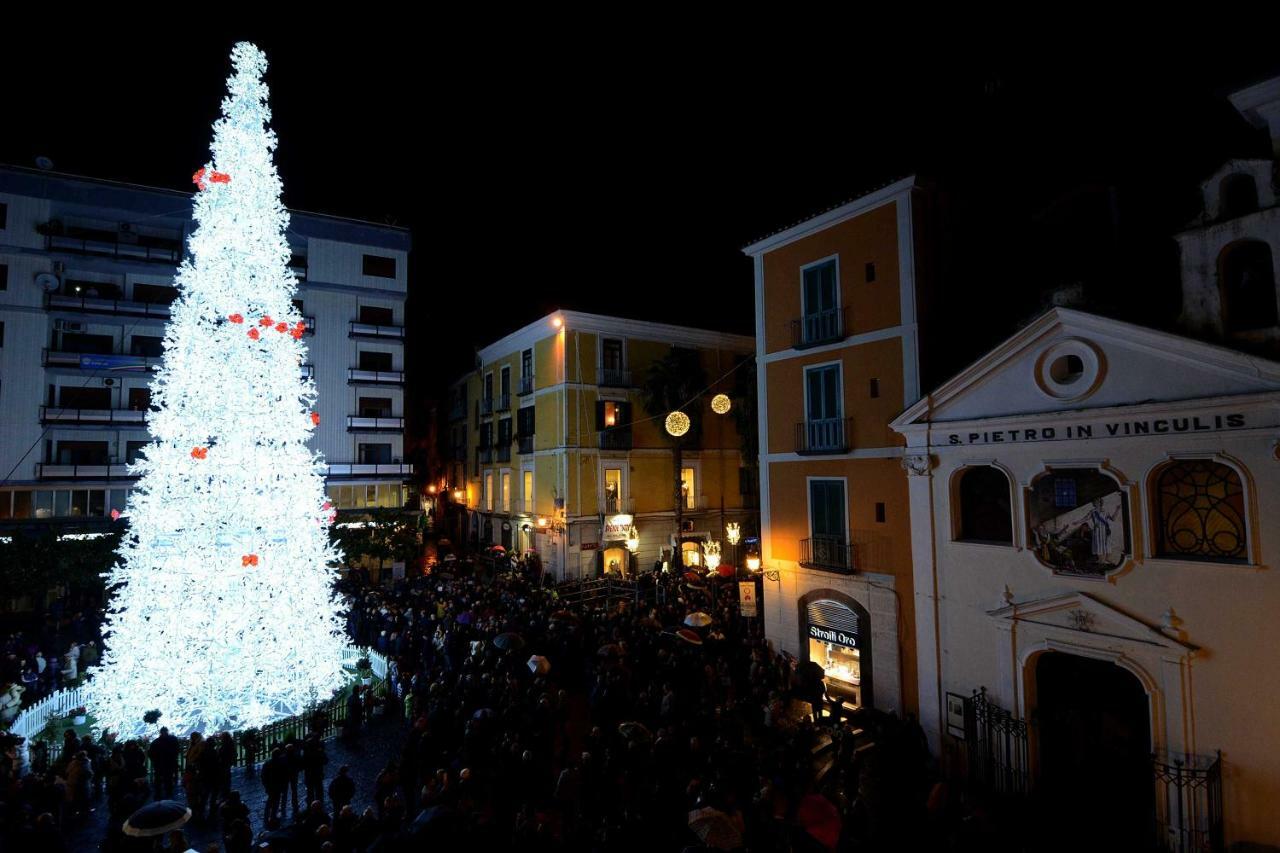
left=963, top=687, right=1030, bottom=798
left=1153, top=750, right=1223, bottom=853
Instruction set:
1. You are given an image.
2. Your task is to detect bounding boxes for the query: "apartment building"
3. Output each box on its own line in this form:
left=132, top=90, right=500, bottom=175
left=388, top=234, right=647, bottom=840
left=743, top=176, right=932, bottom=718
left=0, top=165, right=412, bottom=529
left=450, top=310, right=754, bottom=581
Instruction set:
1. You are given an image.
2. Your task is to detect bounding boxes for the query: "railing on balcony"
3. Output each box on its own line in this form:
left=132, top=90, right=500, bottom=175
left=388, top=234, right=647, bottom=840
left=480, top=397, right=494, bottom=416
left=325, top=463, right=412, bottom=478
left=598, top=367, right=632, bottom=387
left=41, top=222, right=183, bottom=265
left=301, top=364, right=315, bottom=380
left=346, top=416, right=404, bottom=432
left=496, top=444, right=512, bottom=463
left=477, top=448, right=494, bottom=465
left=43, top=349, right=161, bottom=372
left=599, top=429, right=633, bottom=451
left=800, top=536, right=856, bottom=573
left=791, top=306, right=849, bottom=349
left=495, top=394, right=511, bottom=412
left=795, top=416, right=853, bottom=454
left=288, top=255, right=309, bottom=281
left=449, top=402, right=467, bottom=422
left=39, top=407, right=147, bottom=426
left=349, top=321, right=404, bottom=340
left=517, top=435, right=534, bottom=455
left=518, top=375, right=534, bottom=396
left=347, top=368, right=404, bottom=385
left=46, top=293, right=173, bottom=319
left=35, top=463, right=135, bottom=480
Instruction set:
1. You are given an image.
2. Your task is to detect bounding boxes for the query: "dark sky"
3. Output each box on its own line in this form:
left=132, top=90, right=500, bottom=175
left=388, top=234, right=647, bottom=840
left=2, top=27, right=1276, bottom=410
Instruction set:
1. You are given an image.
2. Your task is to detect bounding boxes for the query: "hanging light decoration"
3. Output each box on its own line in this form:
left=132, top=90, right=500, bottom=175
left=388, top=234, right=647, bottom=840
left=710, top=394, right=732, bottom=415
left=725, top=522, right=741, bottom=546
left=625, top=525, right=640, bottom=553
left=704, top=540, right=722, bottom=571
left=665, top=411, right=691, bottom=437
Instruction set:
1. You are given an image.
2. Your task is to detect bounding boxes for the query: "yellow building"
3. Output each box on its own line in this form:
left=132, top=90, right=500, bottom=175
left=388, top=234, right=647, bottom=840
left=744, top=177, right=930, bottom=717
left=451, top=310, right=755, bottom=580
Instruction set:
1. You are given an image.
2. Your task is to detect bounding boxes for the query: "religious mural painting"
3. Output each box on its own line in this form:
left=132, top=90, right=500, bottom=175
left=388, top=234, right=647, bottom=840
left=1027, top=468, right=1129, bottom=577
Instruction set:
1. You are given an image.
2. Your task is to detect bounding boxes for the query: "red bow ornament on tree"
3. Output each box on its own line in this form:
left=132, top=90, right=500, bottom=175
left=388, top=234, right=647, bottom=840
left=241, top=554, right=259, bottom=567
left=291, top=321, right=306, bottom=339
left=258, top=315, right=274, bottom=327
left=192, top=168, right=231, bottom=190
left=248, top=328, right=260, bottom=341
left=311, top=412, right=321, bottom=426
left=190, top=447, right=208, bottom=460
left=228, top=313, right=244, bottom=324
left=274, top=321, right=288, bottom=333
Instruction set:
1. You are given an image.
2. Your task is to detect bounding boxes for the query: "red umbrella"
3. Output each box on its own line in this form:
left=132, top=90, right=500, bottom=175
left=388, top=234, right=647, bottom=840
left=675, top=628, right=703, bottom=646
left=796, top=793, right=842, bottom=851
left=715, top=564, right=735, bottom=578
left=683, top=571, right=702, bottom=583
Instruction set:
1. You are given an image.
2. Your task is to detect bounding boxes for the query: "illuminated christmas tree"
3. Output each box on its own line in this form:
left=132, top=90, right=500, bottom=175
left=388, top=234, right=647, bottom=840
left=88, top=42, right=348, bottom=736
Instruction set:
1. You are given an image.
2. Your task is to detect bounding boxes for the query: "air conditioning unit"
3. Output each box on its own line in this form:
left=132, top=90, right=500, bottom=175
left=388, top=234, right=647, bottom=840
left=54, top=320, right=85, bottom=333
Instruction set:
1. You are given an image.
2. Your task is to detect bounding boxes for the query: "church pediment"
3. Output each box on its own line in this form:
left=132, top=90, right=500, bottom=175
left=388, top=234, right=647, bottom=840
left=892, top=308, right=1280, bottom=427
left=988, top=591, right=1197, bottom=654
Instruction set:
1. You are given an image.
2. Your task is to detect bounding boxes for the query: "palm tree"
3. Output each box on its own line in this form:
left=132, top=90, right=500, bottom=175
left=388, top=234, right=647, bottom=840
left=640, top=347, right=707, bottom=569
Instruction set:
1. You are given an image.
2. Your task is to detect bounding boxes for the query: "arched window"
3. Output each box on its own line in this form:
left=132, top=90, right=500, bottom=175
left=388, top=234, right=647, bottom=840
left=957, top=466, right=1013, bottom=544
left=1220, top=173, right=1259, bottom=220
left=1154, top=459, right=1247, bottom=562
left=1219, top=240, right=1278, bottom=331
left=1028, top=469, right=1129, bottom=577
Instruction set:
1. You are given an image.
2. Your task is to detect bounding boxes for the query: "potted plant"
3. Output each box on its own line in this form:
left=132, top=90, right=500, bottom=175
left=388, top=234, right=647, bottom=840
left=355, top=655, right=372, bottom=686
left=68, top=706, right=87, bottom=726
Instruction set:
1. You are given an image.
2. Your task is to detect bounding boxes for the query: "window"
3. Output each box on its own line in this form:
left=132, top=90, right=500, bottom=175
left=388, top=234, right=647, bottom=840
left=1219, top=240, right=1277, bottom=331
left=957, top=466, right=1013, bottom=544
left=681, top=467, right=696, bottom=510
left=601, top=338, right=624, bottom=371
left=869, top=378, right=879, bottom=398
left=292, top=299, right=305, bottom=315
left=359, top=305, right=394, bottom=325
left=604, top=468, right=622, bottom=513
left=1028, top=469, right=1128, bottom=577
left=128, top=387, right=151, bottom=410
left=57, top=441, right=109, bottom=465
left=806, top=479, right=850, bottom=570
left=130, top=335, right=164, bottom=357
left=0, top=202, right=7, bottom=229
left=359, top=351, right=393, bottom=371
left=358, top=443, right=392, bottom=464
left=517, top=406, right=535, bottom=438
left=359, top=397, right=392, bottom=418
left=1220, top=173, right=1259, bottom=219
left=602, top=401, right=621, bottom=429
left=60, top=332, right=113, bottom=354
left=484, top=472, right=494, bottom=511
left=802, top=364, right=845, bottom=452
left=1154, top=460, right=1247, bottom=562
left=865, top=262, right=876, bottom=283
left=124, top=441, right=148, bottom=464
left=522, top=348, right=533, bottom=380
left=484, top=372, right=494, bottom=402
left=803, top=259, right=838, bottom=318
left=59, top=386, right=110, bottom=409
left=524, top=470, right=534, bottom=512
left=0, top=321, right=4, bottom=348
left=498, top=418, right=512, bottom=447
left=0, top=264, right=7, bottom=291
left=875, top=502, right=886, bottom=524
left=500, top=366, right=510, bottom=398
left=479, top=421, right=492, bottom=448
left=362, top=254, right=396, bottom=278
left=133, top=283, right=178, bottom=304
left=501, top=471, right=512, bottom=512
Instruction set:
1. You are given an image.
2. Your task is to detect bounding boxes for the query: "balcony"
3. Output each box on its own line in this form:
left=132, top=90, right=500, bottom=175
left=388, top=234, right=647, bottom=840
left=43, top=349, right=161, bottom=372
left=800, top=536, right=856, bottom=573
left=795, top=417, right=853, bottom=455
left=35, top=463, right=135, bottom=481
left=346, top=416, right=403, bottom=432
left=495, top=394, right=511, bottom=413
left=598, top=367, right=632, bottom=387
left=301, top=364, right=315, bottom=380
left=288, top=255, right=309, bottom=281
left=517, top=435, right=534, bottom=455
left=496, top=445, right=512, bottom=463
left=599, top=429, right=633, bottom=451
left=349, top=321, right=404, bottom=340
left=40, top=221, right=183, bottom=265
left=791, top=306, right=849, bottom=349
left=449, top=402, right=467, bottom=422
left=46, top=293, right=173, bottom=319
left=347, top=368, right=404, bottom=386
left=325, top=463, right=412, bottom=479
left=477, top=447, right=494, bottom=465
left=40, top=407, right=147, bottom=426
left=480, top=397, right=494, bottom=417
left=518, top=375, right=534, bottom=396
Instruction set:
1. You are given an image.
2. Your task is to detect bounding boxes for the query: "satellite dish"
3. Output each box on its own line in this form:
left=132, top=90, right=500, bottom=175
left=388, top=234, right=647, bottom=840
left=35, top=273, right=60, bottom=292
left=35, top=156, right=54, bottom=171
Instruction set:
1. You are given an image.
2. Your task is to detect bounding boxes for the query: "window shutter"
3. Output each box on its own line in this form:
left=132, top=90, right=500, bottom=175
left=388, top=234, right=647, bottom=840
left=619, top=402, right=631, bottom=428
left=596, top=401, right=606, bottom=431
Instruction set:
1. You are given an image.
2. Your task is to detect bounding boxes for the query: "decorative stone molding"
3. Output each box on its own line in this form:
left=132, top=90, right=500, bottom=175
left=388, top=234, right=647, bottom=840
left=902, top=453, right=933, bottom=477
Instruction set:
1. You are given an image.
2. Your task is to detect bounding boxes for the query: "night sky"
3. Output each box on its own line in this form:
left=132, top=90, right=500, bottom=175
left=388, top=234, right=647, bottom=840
left=2, top=28, right=1276, bottom=418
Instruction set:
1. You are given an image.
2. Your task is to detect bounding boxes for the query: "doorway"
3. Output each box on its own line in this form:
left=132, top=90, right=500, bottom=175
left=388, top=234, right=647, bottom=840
left=1033, top=652, right=1152, bottom=846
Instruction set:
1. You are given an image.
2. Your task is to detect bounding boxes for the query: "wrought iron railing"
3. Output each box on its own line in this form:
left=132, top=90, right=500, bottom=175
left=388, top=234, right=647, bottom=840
left=517, top=435, right=534, bottom=455
left=598, top=367, right=632, bottom=387
left=518, top=375, right=534, bottom=396
left=1153, top=750, right=1223, bottom=853
left=39, top=407, right=147, bottom=426
left=348, top=321, right=404, bottom=340
left=599, top=429, right=633, bottom=451
left=799, top=536, right=856, bottom=573
left=795, top=417, right=852, bottom=454
left=347, top=368, right=404, bottom=385
left=963, top=687, right=1030, bottom=798
left=791, top=306, right=848, bottom=348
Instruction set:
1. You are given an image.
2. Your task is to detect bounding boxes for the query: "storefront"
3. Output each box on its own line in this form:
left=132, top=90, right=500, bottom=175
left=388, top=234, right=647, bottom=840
left=799, top=589, right=872, bottom=711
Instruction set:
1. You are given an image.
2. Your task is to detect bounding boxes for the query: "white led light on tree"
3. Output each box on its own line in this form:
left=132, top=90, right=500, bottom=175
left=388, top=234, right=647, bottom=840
left=87, top=42, right=348, bottom=738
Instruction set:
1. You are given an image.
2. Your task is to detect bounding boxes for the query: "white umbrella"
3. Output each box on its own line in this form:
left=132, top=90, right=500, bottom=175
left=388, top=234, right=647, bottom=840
left=527, top=655, right=551, bottom=676
left=684, top=612, right=713, bottom=628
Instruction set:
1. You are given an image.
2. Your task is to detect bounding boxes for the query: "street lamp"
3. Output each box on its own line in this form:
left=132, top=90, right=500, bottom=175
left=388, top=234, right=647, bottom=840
left=704, top=540, right=721, bottom=571
left=624, top=524, right=640, bottom=554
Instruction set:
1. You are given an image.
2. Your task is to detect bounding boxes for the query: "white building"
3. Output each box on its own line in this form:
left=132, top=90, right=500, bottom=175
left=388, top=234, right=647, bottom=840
left=0, top=165, right=412, bottom=528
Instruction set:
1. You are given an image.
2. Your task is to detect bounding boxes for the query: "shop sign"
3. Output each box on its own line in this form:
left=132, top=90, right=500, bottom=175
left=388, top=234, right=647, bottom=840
left=580, top=542, right=599, bottom=550
left=738, top=582, right=757, bottom=617
left=809, top=624, right=857, bottom=649
left=603, top=514, right=634, bottom=541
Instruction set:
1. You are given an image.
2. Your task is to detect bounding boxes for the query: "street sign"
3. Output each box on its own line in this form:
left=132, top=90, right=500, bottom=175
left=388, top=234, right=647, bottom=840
left=739, top=581, right=757, bottom=617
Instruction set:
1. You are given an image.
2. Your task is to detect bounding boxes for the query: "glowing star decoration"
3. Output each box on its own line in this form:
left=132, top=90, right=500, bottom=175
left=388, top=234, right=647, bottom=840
left=87, top=43, right=347, bottom=739
left=711, top=394, right=732, bottom=415
left=664, top=411, right=691, bottom=437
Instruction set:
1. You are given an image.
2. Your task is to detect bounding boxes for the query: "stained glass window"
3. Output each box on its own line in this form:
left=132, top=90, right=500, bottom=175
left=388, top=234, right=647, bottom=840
left=1155, top=460, right=1247, bottom=561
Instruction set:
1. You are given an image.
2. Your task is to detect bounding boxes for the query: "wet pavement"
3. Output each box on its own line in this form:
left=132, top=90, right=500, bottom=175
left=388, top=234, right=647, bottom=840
left=65, top=712, right=404, bottom=851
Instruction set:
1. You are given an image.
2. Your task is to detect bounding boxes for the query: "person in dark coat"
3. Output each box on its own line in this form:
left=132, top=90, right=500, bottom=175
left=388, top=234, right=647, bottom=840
left=302, top=734, right=328, bottom=807
left=261, top=747, right=287, bottom=828
left=328, top=765, right=355, bottom=814
left=148, top=726, right=180, bottom=798
left=198, top=732, right=224, bottom=820
left=284, top=741, right=303, bottom=816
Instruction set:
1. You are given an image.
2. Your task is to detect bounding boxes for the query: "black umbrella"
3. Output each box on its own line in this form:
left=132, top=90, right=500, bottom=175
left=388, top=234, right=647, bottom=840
left=122, top=799, right=191, bottom=837
left=493, top=632, right=525, bottom=652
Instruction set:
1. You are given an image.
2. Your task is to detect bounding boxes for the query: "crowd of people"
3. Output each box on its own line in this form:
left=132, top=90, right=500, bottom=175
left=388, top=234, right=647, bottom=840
left=0, top=553, right=945, bottom=851
left=1, top=597, right=103, bottom=724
